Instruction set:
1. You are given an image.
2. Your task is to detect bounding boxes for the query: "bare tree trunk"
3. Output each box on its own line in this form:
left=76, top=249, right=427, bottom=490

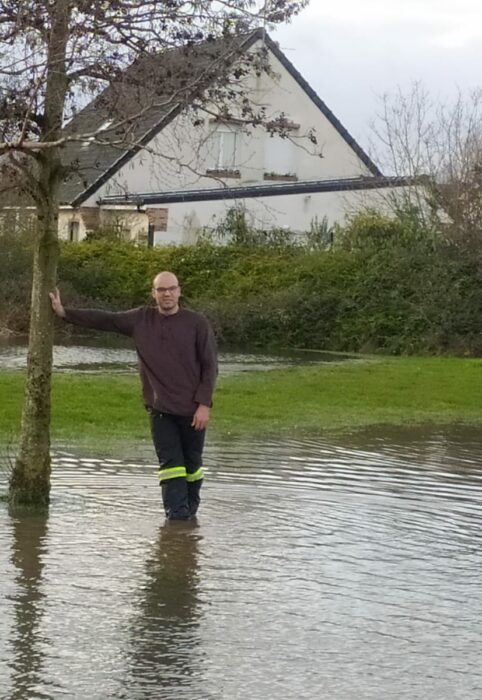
left=9, top=0, right=70, bottom=507
left=9, top=202, right=59, bottom=506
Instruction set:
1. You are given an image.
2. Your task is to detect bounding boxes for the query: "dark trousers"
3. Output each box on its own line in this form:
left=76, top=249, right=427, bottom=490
left=149, top=410, right=205, bottom=519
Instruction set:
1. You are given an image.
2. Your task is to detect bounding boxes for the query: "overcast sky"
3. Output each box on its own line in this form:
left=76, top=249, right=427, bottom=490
left=273, top=1, right=482, bottom=153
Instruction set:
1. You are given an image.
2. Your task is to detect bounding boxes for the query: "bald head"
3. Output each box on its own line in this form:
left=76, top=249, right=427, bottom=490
left=153, top=271, right=179, bottom=289
left=152, top=271, right=181, bottom=315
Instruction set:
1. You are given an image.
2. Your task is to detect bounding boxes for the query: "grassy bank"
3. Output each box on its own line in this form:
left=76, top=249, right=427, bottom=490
left=1, top=357, right=481, bottom=449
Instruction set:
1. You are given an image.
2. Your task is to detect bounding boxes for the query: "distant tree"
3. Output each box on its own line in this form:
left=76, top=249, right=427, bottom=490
left=0, top=0, right=309, bottom=506
left=370, top=82, right=482, bottom=253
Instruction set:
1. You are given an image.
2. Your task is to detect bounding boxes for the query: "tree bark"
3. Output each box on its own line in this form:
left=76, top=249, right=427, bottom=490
left=9, top=1, right=71, bottom=507
left=9, top=203, right=59, bottom=506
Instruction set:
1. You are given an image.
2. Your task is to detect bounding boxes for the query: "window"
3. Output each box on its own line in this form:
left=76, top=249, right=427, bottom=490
left=207, top=128, right=238, bottom=171
left=264, top=134, right=297, bottom=178
left=69, top=220, right=80, bottom=242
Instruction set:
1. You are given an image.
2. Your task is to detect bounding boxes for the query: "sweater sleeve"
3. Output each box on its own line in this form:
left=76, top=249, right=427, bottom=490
left=194, top=317, right=218, bottom=406
left=63, top=307, right=140, bottom=337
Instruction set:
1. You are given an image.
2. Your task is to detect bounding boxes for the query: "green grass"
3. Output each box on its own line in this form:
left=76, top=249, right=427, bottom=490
left=214, top=357, right=482, bottom=434
left=0, top=357, right=481, bottom=449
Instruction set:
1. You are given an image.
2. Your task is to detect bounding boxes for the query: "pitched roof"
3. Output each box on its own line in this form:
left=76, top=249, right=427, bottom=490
left=61, top=29, right=381, bottom=207
left=60, top=32, right=257, bottom=206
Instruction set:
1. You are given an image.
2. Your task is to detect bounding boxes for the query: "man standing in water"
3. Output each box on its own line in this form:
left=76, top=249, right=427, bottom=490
left=50, top=271, right=218, bottom=520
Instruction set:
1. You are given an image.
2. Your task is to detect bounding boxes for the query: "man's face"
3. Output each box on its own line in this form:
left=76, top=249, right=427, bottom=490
left=152, top=273, right=181, bottom=314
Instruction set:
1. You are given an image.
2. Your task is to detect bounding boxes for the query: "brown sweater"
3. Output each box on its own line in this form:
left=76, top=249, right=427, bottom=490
left=64, top=306, right=218, bottom=416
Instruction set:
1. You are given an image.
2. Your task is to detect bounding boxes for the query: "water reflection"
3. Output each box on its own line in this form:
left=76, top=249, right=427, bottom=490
left=125, top=521, right=203, bottom=698
left=0, top=428, right=482, bottom=698
left=7, top=513, right=50, bottom=700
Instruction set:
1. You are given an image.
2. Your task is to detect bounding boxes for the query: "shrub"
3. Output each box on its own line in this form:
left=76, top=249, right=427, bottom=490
left=0, top=227, right=34, bottom=332
left=1, top=206, right=480, bottom=356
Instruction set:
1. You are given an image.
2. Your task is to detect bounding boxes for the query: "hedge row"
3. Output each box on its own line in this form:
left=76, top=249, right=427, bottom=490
left=1, top=211, right=481, bottom=355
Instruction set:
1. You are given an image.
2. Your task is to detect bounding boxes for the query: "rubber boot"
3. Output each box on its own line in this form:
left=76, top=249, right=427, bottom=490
left=161, top=478, right=190, bottom=520
left=187, top=479, right=203, bottom=516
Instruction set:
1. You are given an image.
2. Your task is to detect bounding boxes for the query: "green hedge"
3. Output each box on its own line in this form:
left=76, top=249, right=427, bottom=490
left=0, top=228, right=33, bottom=333
left=1, top=210, right=481, bottom=355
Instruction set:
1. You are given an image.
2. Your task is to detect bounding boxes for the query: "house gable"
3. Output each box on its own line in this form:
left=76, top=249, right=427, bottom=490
left=62, top=31, right=266, bottom=208
left=64, top=30, right=381, bottom=208
left=264, top=35, right=381, bottom=177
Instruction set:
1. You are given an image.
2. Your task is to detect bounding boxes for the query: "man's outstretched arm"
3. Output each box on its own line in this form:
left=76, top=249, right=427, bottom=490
left=49, top=287, right=138, bottom=337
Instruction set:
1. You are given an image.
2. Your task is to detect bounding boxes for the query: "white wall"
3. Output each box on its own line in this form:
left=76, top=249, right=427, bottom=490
left=61, top=184, right=421, bottom=244
left=153, top=185, right=420, bottom=245
left=58, top=207, right=148, bottom=242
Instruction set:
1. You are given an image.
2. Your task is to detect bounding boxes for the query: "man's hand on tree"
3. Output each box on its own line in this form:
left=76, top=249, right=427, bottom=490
left=49, top=288, right=66, bottom=318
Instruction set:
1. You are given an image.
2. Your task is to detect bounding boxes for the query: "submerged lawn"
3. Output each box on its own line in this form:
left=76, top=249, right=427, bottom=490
left=0, top=356, right=481, bottom=448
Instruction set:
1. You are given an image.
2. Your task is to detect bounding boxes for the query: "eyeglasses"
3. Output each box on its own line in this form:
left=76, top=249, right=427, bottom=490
left=154, top=285, right=179, bottom=294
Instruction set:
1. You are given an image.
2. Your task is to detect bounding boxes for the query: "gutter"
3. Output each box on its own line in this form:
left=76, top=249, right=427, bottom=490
left=98, top=175, right=418, bottom=207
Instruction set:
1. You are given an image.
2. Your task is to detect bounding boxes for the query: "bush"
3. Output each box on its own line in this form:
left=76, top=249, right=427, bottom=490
left=1, top=205, right=481, bottom=356
left=0, top=227, right=34, bottom=332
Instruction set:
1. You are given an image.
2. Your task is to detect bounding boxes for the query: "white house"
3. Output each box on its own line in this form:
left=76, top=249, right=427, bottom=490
left=58, top=30, right=417, bottom=245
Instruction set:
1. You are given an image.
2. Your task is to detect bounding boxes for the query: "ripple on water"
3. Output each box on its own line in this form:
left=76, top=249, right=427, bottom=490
left=0, top=428, right=482, bottom=699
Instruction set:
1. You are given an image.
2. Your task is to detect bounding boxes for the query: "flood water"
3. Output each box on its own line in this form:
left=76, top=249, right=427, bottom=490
left=0, top=336, right=352, bottom=375
left=1, top=426, right=482, bottom=699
